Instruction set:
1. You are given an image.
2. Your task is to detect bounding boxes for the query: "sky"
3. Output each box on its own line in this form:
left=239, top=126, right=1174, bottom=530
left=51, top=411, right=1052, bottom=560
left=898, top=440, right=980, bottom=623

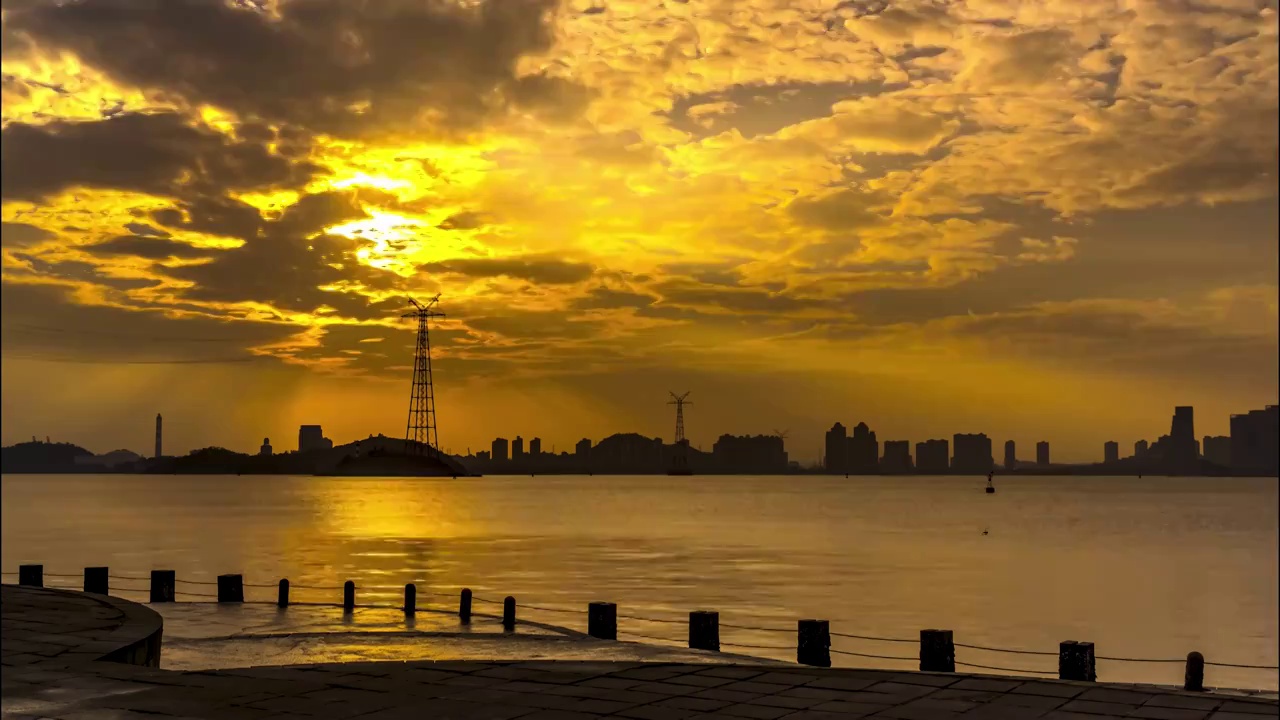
left=1, top=0, right=1277, bottom=464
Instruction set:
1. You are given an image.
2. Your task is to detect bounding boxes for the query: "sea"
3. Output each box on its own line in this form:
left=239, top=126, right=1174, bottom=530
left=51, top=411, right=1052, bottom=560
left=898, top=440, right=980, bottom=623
left=2, top=473, right=1276, bottom=690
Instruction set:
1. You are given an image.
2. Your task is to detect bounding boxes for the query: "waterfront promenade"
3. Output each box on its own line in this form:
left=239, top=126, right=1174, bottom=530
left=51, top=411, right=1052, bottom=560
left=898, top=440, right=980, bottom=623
left=3, top=585, right=1277, bottom=720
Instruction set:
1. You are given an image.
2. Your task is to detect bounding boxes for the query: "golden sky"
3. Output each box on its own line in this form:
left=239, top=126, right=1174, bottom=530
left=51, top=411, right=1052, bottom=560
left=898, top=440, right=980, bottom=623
left=1, top=0, right=1277, bottom=463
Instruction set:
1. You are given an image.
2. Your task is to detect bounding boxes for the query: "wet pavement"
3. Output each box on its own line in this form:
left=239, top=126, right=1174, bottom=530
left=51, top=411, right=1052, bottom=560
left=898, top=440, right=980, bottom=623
left=3, top=584, right=1278, bottom=720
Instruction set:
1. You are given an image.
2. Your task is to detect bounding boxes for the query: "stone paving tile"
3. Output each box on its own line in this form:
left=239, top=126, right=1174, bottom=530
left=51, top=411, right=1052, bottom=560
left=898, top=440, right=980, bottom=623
left=1127, top=706, right=1215, bottom=720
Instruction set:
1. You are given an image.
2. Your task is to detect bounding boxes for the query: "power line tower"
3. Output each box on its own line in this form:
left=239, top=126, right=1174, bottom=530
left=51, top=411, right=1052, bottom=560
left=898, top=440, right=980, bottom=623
left=403, top=294, right=444, bottom=457
left=668, top=391, right=692, bottom=475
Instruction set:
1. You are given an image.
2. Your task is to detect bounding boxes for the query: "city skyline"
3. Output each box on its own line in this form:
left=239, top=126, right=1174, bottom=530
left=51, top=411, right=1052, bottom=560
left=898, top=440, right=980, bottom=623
left=11, top=400, right=1276, bottom=471
left=2, top=0, right=1277, bottom=463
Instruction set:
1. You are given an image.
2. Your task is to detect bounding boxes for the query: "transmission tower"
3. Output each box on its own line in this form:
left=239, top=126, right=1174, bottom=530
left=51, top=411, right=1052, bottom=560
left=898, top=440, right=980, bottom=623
left=403, top=294, right=444, bottom=457
left=668, top=391, right=692, bottom=473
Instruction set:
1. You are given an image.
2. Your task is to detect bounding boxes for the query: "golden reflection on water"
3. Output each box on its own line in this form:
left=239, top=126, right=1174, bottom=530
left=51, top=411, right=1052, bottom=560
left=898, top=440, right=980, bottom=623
left=2, top=474, right=1276, bottom=689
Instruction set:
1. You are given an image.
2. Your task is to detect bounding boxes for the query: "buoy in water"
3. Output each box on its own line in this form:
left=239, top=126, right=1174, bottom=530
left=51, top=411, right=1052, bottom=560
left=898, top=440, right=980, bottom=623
left=985, top=471, right=995, bottom=494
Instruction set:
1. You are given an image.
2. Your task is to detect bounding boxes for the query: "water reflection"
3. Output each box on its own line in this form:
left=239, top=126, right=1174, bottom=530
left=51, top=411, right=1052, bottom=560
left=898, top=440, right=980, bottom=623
left=2, top=473, right=1276, bottom=689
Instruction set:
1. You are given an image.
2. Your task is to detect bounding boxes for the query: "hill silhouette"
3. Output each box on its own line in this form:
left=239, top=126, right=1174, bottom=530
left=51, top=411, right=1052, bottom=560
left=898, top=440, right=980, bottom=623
left=1, top=441, right=96, bottom=473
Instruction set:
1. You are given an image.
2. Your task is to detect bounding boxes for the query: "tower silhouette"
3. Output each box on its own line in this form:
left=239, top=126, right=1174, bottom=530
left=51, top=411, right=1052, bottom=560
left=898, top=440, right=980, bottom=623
left=403, top=295, right=445, bottom=457
left=668, top=391, right=692, bottom=475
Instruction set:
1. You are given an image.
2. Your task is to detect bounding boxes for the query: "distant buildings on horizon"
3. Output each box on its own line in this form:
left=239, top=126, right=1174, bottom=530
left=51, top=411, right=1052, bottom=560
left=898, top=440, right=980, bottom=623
left=7, top=404, right=1277, bottom=478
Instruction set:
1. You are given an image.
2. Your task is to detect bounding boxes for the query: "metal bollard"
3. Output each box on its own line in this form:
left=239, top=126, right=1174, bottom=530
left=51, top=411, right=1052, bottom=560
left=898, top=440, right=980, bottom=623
left=150, top=570, right=176, bottom=603
left=1184, top=651, right=1204, bottom=692
left=797, top=619, right=831, bottom=667
left=1059, top=641, right=1096, bottom=682
left=277, top=579, right=290, bottom=608
left=920, top=629, right=956, bottom=673
left=404, top=583, right=417, bottom=614
left=343, top=581, right=355, bottom=613
left=18, top=564, right=43, bottom=587
left=503, top=596, right=516, bottom=630
left=588, top=602, right=617, bottom=640
left=217, top=574, right=244, bottom=603
left=84, top=567, right=109, bottom=595
left=689, top=611, right=720, bottom=652
left=459, top=588, right=472, bottom=623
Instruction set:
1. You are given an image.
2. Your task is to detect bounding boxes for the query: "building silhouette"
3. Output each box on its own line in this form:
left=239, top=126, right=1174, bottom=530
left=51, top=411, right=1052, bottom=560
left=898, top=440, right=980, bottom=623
left=298, top=425, right=333, bottom=453
left=1036, top=441, right=1050, bottom=466
left=712, top=434, right=787, bottom=473
left=154, top=413, right=162, bottom=459
left=476, top=450, right=490, bottom=462
left=491, top=437, right=509, bottom=462
left=1103, top=441, right=1119, bottom=464
left=1134, top=439, right=1148, bottom=458
left=575, top=438, right=591, bottom=458
left=1168, top=406, right=1197, bottom=473
left=915, top=439, right=949, bottom=473
left=824, top=423, right=847, bottom=474
left=881, top=440, right=912, bottom=473
left=512, top=435, right=525, bottom=459
left=1003, top=440, right=1016, bottom=470
left=952, top=433, right=994, bottom=474
left=530, top=437, right=542, bottom=457
left=259, top=437, right=272, bottom=456
left=1230, top=405, right=1279, bottom=474
left=848, top=422, right=879, bottom=473
left=1202, top=436, right=1230, bottom=467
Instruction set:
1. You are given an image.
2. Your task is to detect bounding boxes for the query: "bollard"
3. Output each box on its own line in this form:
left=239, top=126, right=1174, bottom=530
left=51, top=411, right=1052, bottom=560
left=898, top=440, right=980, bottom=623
left=459, top=588, right=472, bottom=623
left=84, top=567, right=109, bottom=595
left=404, top=584, right=417, bottom=614
left=588, top=602, right=617, bottom=640
left=1184, top=651, right=1204, bottom=692
left=1059, top=641, right=1097, bottom=682
left=797, top=619, right=831, bottom=668
left=18, top=564, right=43, bottom=587
left=503, top=596, right=516, bottom=630
left=689, top=611, right=720, bottom=652
left=277, top=579, right=289, bottom=608
left=150, top=570, right=176, bottom=603
left=920, top=629, right=956, bottom=673
left=217, top=574, right=244, bottom=603
left=343, top=581, right=355, bottom=613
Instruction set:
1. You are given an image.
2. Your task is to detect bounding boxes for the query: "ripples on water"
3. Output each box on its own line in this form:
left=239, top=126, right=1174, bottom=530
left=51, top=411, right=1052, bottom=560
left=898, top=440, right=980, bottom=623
left=1, top=473, right=1276, bottom=689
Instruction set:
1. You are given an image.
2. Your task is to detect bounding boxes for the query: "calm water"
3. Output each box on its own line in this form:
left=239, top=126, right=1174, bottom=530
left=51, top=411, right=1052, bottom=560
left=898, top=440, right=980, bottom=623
left=2, top=474, right=1276, bottom=689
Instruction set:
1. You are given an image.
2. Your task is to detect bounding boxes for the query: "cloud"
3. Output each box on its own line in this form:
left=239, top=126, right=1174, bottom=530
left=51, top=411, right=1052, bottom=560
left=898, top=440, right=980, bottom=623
left=420, top=256, right=596, bottom=285
left=0, top=222, right=53, bottom=248
left=84, top=235, right=217, bottom=260
left=0, top=112, right=318, bottom=202
left=2, top=0, right=576, bottom=136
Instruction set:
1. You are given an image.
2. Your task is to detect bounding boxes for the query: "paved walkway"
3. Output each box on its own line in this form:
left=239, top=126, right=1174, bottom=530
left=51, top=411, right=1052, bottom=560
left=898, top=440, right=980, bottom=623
left=3, top=585, right=1277, bottom=720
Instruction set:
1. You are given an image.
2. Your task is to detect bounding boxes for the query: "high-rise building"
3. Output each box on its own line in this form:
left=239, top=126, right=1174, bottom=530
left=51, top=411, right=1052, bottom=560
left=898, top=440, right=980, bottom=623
left=952, top=433, right=994, bottom=474
left=915, top=439, right=949, bottom=473
left=512, top=436, right=525, bottom=459
left=491, top=437, right=509, bottom=462
left=259, top=437, right=273, bottom=456
left=824, top=423, right=847, bottom=474
left=298, top=425, right=332, bottom=453
left=1230, top=406, right=1278, bottom=474
left=1003, top=440, right=1016, bottom=470
left=575, top=438, right=591, bottom=458
left=154, top=413, right=163, bottom=459
left=1103, top=441, right=1119, bottom=464
left=1202, top=436, right=1231, bottom=467
left=881, top=440, right=912, bottom=473
left=530, top=437, right=542, bottom=456
left=1036, top=441, right=1050, bottom=466
left=1168, top=406, right=1197, bottom=472
left=1134, top=439, right=1149, bottom=458
left=847, top=422, right=879, bottom=473
left=712, top=434, right=788, bottom=473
